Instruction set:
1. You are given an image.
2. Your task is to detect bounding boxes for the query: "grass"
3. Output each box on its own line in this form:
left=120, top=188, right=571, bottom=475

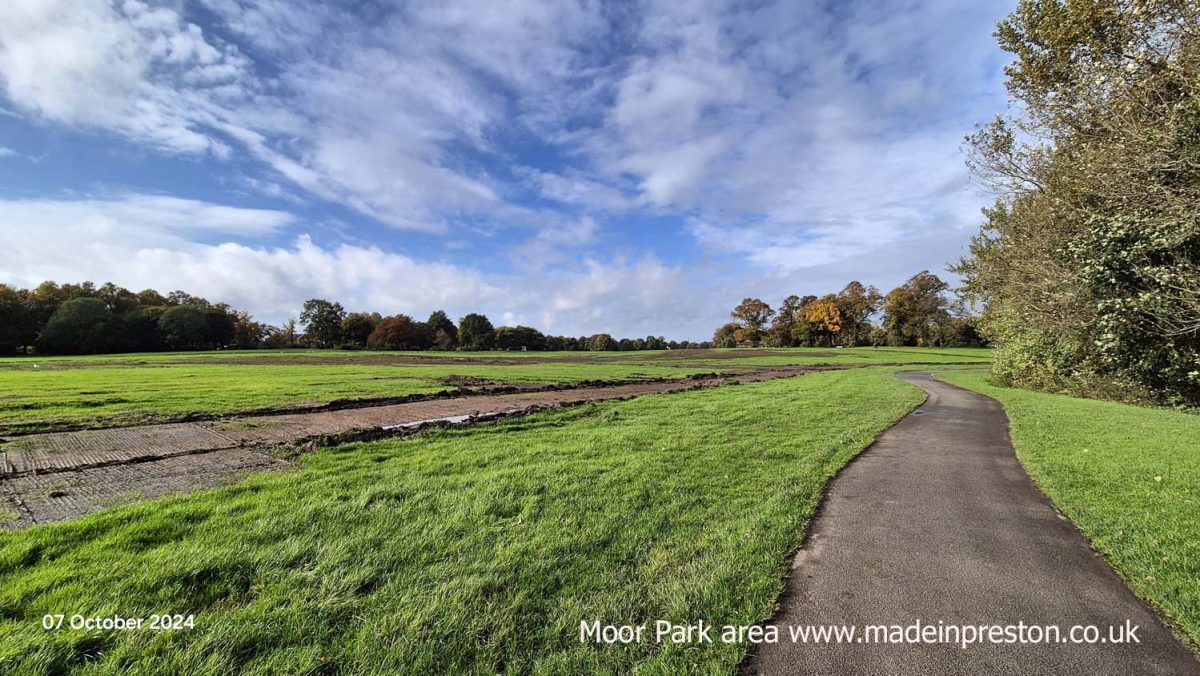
left=937, top=370, right=1200, bottom=647
left=0, top=368, right=923, bottom=674
left=0, top=348, right=988, bottom=432
left=0, top=362, right=711, bottom=433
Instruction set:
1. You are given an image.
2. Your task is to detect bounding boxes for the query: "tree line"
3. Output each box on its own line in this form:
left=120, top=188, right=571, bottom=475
left=0, top=281, right=702, bottom=355
left=713, top=271, right=983, bottom=348
left=957, top=0, right=1200, bottom=405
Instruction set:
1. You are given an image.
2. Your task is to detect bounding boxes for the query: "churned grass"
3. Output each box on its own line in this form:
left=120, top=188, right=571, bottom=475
left=0, top=368, right=922, bottom=674
left=0, top=362, right=710, bottom=433
left=937, top=370, right=1200, bottom=646
left=0, top=348, right=987, bottom=432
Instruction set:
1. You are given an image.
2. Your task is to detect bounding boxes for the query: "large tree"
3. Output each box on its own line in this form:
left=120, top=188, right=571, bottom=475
left=457, top=313, right=496, bottom=350
left=958, top=0, right=1200, bottom=402
left=495, top=326, right=546, bottom=351
left=367, top=315, right=425, bottom=350
left=882, top=272, right=951, bottom=346
left=588, top=333, right=617, bottom=351
left=299, top=299, right=346, bottom=348
left=158, top=305, right=212, bottom=350
left=38, top=297, right=130, bottom=355
left=0, top=284, right=35, bottom=354
left=425, top=310, right=457, bottom=351
left=834, top=281, right=882, bottom=347
left=730, top=298, right=774, bottom=344
left=341, top=312, right=382, bottom=348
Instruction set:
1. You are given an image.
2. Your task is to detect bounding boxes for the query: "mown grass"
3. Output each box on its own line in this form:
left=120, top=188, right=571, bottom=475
left=937, top=370, right=1200, bottom=646
left=0, top=348, right=987, bottom=432
left=0, top=362, right=711, bottom=433
left=0, top=368, right=923, bottom=674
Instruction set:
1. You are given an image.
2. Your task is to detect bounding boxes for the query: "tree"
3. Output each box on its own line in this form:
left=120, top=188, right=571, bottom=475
left=957, top=0, right=1200, bottom=402
left=264, top=319, right=300, bottom=349
left=205, top=307, right=236, bottom=349
left=588, top=333, right=617, bottom=351
left=458, top=313, right=496, bottom=350
left=125, top=306, right=166, bottom=352
left=713, top=322, right=739, bottom=348
left=803, top=297, right=843, bottom=346
left=495, top=326, right=546, bottom=351
left=158, top=305, right=211, bottom=350
left=0, top=284, right=35, bottom=354
left=341, top=312, right=381, bottom=347
left=882, top=272, right=950, bottom=346
left=299, top=299, right=346, bottom=348
left=425, top=310, right=457, bottom=350
left=367, top=315, right=425, bottom=350
left=833, top=281, right=882, bottom=346
left=232, top=311, right=268, bottom=349
left=38, top=297, right=129, bottom=354
left=97, top=282, right=139, bottom=315
left=767, top=295, right=803, bottom=347
left=730, top=298, right=774, bottom=344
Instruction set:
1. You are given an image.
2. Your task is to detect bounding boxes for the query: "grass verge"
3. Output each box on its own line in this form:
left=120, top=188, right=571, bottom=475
left=0, top=368, right=922, bottom=674
left=936, top=370, right=1200, bottom=647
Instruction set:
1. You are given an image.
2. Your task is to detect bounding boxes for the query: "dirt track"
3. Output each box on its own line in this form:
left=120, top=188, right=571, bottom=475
left=0, top=366, right=829, bottom=529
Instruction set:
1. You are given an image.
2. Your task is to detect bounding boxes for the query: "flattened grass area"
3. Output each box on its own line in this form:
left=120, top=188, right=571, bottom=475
left=0, top=362, right=709, bottom=433
left=0, top=348, right=989, bottom=432
left=936, top=370, right=1200, bottom=646
left=0, top=368, right=923, bottom=674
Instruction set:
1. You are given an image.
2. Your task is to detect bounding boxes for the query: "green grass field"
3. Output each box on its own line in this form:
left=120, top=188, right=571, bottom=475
left=937, top=370, right=1200, bottom=646
left=0, top=368, right=924, bottom=674
left=0, top=348, right=989, bottom=433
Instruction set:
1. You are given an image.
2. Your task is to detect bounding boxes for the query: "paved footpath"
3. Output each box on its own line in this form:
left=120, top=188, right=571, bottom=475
left=746, top=372, right=1199, bottom=675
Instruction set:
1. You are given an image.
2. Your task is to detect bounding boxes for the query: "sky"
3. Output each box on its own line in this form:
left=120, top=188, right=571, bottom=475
left=0, top=0, right=1016, bottom=340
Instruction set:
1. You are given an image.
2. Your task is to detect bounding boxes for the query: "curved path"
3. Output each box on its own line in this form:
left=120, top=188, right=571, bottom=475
left=745, top=372, right=1198, bottom=675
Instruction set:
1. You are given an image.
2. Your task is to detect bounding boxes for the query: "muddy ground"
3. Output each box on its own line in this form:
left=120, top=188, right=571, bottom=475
left=0, top=366, right=837, bottom=529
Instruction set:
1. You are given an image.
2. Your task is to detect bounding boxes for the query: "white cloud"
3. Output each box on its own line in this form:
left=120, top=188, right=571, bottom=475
left=0, top=145, right=15, bottom=157
left=0, top=0, right=250, bottom=154
left=0, top=196, right=713, bottom=337
left=0, top=1, right=1017, bottom=336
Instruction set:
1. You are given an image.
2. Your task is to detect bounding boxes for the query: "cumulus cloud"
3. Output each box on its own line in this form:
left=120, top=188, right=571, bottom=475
left=0, top=0, right=1017, bottom=336
left=0, top=195, right=712, bottom=336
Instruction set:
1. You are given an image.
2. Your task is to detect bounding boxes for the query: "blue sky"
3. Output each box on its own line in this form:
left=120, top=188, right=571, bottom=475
left=0, top=0, right=1015, bottom=339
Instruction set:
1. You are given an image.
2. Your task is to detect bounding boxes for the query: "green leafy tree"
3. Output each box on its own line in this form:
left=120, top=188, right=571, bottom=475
left=425, top=310, right=457, bottom=350
left=833, top=281, right=882, bottom=347
left=495, top=326, right=546, bottom=351
left=299, top=299, right=346, bottom=348
left=0, top=284, right=36, bottom=354
left=883, top=272, right=950, bottom=347
left=158, top=305, right=212, bottom=350
left=232, top=311, right=268, bottom=349
left=38, top=297, right=129, bottom=354
left=341, top=312, right=382, bottom=347
left=958, top=0, right=1200, bottom=402
left=588, top=333, right=617, bottom=351
left=457, top=313, right=496, bottom=350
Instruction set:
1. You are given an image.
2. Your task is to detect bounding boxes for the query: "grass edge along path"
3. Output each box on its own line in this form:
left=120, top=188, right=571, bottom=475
left=0, top=368, right=922, bottom=674
left=935, top=370, right=1200, bottom=650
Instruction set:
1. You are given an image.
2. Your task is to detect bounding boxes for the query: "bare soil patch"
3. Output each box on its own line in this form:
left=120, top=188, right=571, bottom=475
left=0, top=366, right=839, bottom=527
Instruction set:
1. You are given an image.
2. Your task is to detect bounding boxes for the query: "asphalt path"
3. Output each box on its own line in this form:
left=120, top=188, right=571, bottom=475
left=745, top=372, right=1198, bottom=675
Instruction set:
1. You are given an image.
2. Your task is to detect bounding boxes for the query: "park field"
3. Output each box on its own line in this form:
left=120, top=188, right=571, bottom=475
left=937, top=370, right=1200, bottom=647
left=0, top=348, right=990, bottom=433
left=0, top=366, right=926, bottom=674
